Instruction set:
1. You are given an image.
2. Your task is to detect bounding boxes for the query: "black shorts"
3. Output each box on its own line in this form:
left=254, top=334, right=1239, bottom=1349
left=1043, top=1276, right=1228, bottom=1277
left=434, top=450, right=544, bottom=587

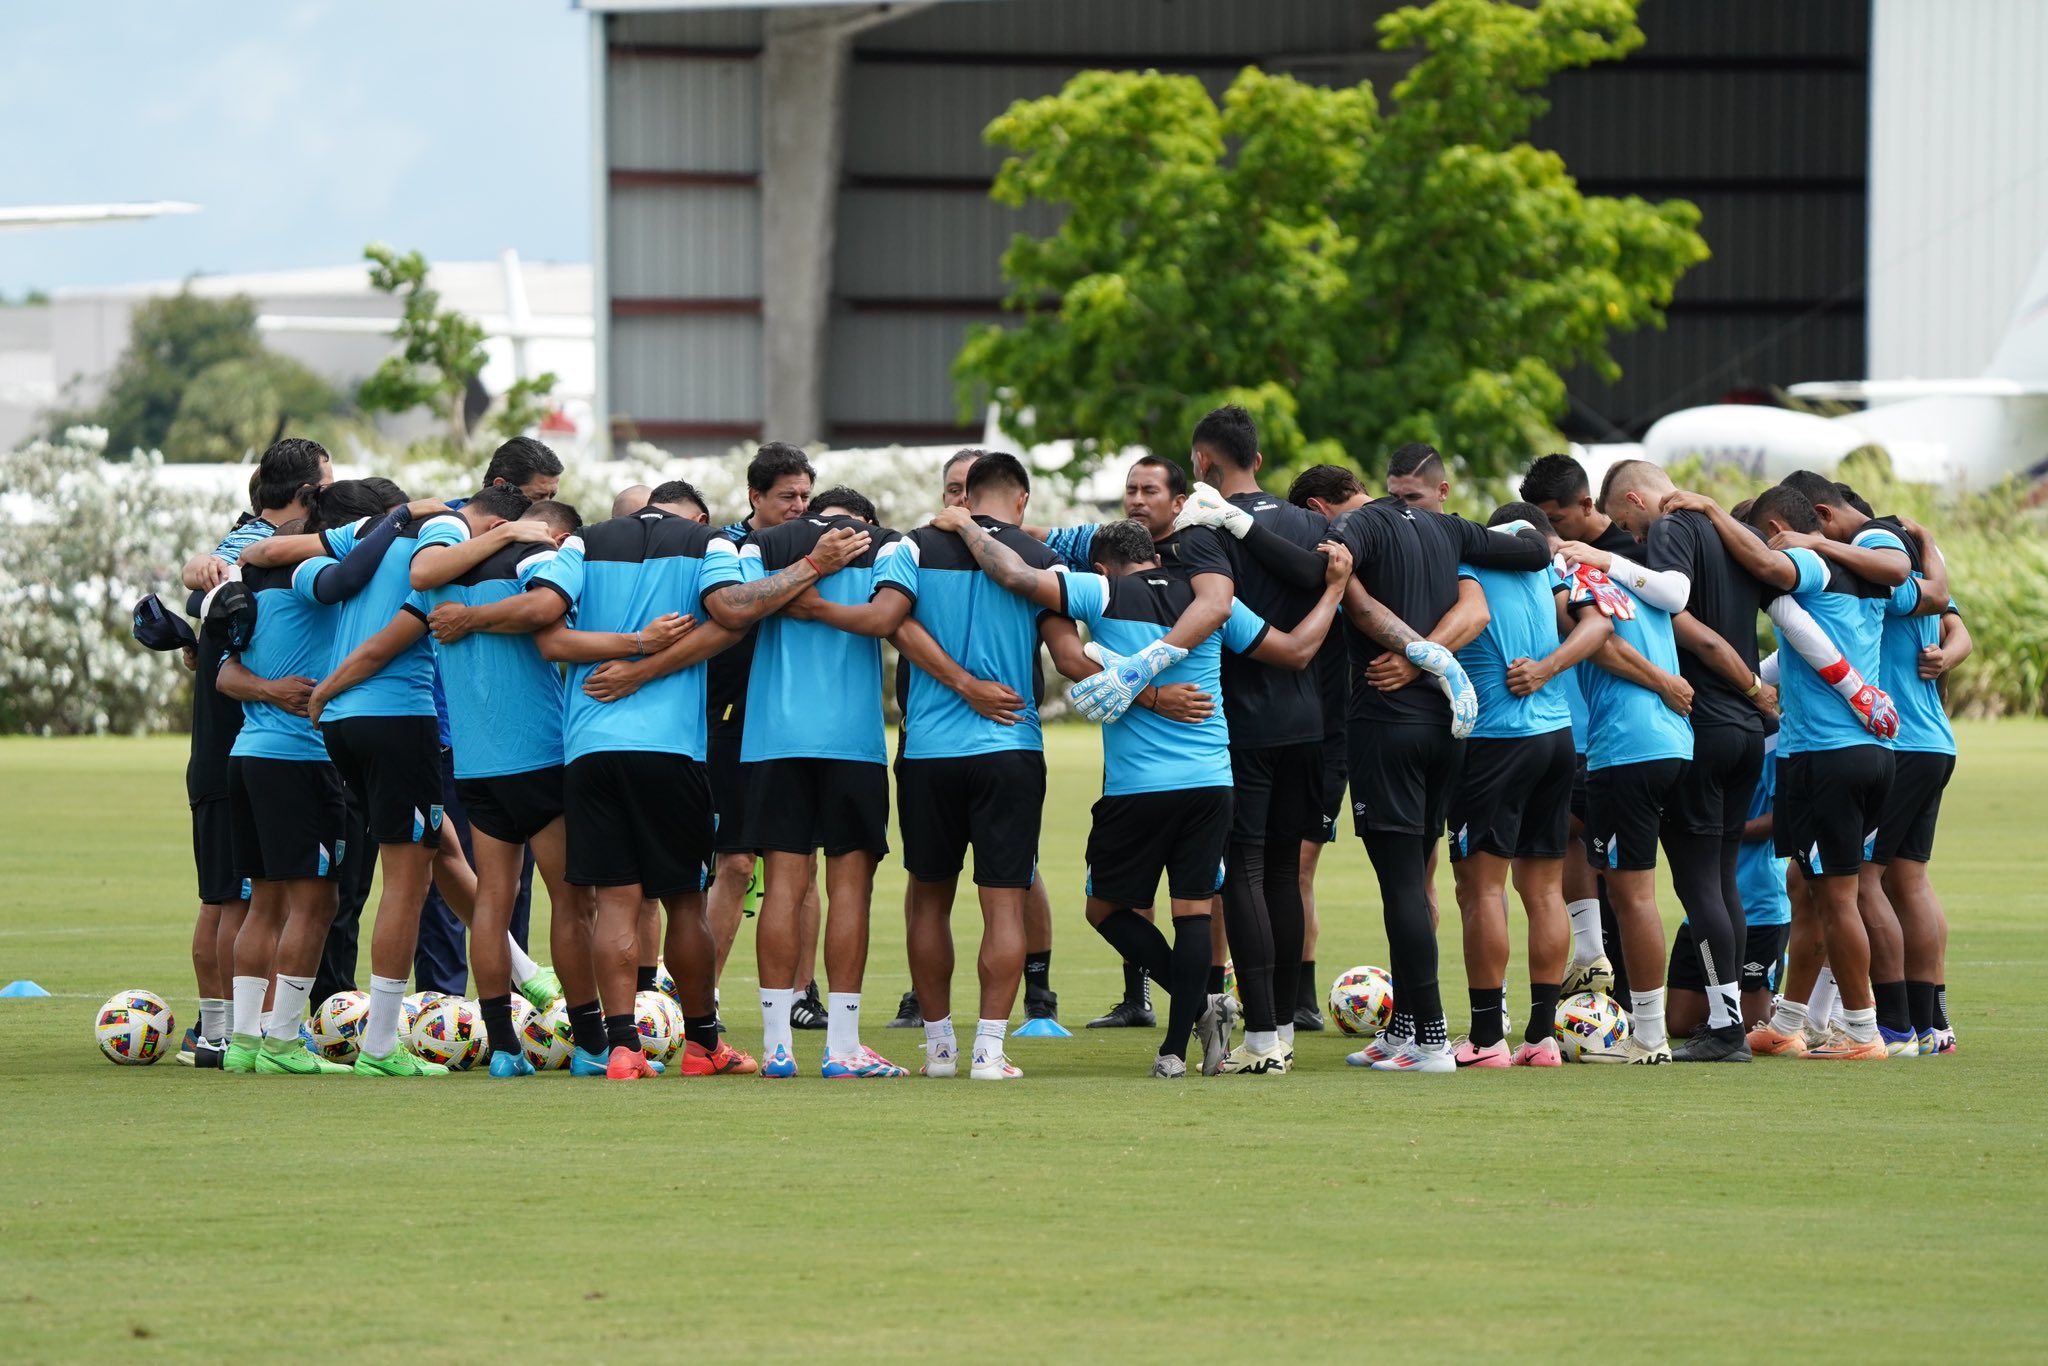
left=1448, top=729, right=1575, bottom=862
left=744, top=757, right=890, bottom=858
left=1666, top=723, right=1765, bottom=840
left=1086, top=787, right=1232, bottom=908
left=1318, top=730, right=1348, bottom=843
left=565, top=750, right=714, bottom=898
left=1870, top=751, right=1955, bottom=866
left=322, top=715, right=444, bottom=847
left=191, top=798, right=247, bottom=905
left=1230, top=741, right=1326, bottom=844
left=1668, top=918, right=1791, bottom=995
left=1348, top=722, right=1463, bottom=838
left=455, top=766, right=566, bottom=846
left=708, top=729, right=751, bottom=855
left=1777, top=746, right=1893, bottom=878
left=897, top=751, right=1044, bottom=888
left=227, top=756, right=347, bottom=883
left=1585, top=758, right=1686, bottom=872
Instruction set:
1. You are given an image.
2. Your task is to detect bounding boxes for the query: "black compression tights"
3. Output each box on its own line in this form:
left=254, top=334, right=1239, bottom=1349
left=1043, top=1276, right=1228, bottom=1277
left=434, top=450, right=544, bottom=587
left=1221, top=841, right=1277, bottom=1032
left=1264, top=836, right=1306, bottom=1029
left=1362, top=830, right=1442, bottom=1034
left=1665, top=829, right=1743, bottom=996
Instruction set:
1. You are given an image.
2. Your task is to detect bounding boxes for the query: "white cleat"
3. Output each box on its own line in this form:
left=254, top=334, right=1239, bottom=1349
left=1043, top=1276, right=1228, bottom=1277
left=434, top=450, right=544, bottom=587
left=1561, top=955, right=1615, bottom=997
left=920, top=1038, right=958, bottom=1078
left=1214, top=1041, right=1291, bottom=1075
left=1368, top=1039, right=1456, bottom=1073
left=1197, top=992, right=1240, bottom=1076
left=1580, top=1036, right=1672, bottom=1065
left=969, top=1048, right=1023, bottom=1081
left=1345, top=1031, right=1406, bottom=1067
left=1151, top=1053, right=1187, bottom=1079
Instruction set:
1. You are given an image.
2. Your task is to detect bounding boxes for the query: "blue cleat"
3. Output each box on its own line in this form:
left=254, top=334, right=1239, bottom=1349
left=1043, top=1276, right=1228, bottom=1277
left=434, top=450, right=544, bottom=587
left=1879, top=1025, right=1922, bottom=1058
left=572, top=1045, right=661, bottom=1075
left=488, top=1051, right=537, bottom=1078
left=761, top=1043, right=799, bottom=1079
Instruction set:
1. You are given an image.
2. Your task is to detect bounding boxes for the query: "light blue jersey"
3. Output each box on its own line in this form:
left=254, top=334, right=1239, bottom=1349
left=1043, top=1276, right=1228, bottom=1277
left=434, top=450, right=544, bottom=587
left=229, top=558, right=333, bottom=763
left=1736, top=734, right=1790, bottom=927
left=1580, top=584, right=1692, bottom=771
left=318, top=515, right=438, bottom=722
left=409, top=542, right=567, bottom=779
left=1776, top=547, right=1890, bottom=757
left=1457, top=563, right=1572, bottom=741
left=1859, top=522, right=1956, bottom=757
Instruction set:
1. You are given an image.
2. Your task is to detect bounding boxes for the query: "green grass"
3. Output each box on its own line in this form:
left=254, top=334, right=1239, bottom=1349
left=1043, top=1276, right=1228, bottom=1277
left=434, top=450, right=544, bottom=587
left=3, top=725, right=2046, bottom=1360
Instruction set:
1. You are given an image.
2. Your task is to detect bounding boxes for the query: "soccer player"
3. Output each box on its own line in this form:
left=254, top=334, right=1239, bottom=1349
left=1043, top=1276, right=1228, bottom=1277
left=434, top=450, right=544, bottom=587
left=1384, top=443, right=1451, bottom=512
left=945, top=516, right=1352, bottom=1076
left=1446, top=501, right=1613, bottom=1067
left=1669, top=725, right=1789, bottom=1036
left=1902, top=604, right=1971, bottom=1052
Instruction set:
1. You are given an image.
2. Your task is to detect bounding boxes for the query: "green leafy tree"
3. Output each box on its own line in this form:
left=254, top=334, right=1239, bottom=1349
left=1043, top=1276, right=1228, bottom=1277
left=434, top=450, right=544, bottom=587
left=52, top=290, right=264, bottom=458
left=954, top=0, right=1709, bottom=481
left=161, top=352, right=349, bottom=464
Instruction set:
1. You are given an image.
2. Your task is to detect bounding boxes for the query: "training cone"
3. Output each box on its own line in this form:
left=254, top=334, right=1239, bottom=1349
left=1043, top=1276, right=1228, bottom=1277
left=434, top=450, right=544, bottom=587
left=0, top=980, right=52, bottom=998
left=1012, top=1017, right=1071, bottom=1038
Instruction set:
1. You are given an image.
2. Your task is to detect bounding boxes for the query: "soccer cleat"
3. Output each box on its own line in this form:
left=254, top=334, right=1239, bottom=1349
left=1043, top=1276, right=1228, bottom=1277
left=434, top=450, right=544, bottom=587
left=1197, top=992, right=1240, bottom=1076
left=1915, top=1029, right=1939, bottom=1056
left=487, top=1051, right=537, bottom=1078
left=1214, top=1041, right=1291, bottom=1075
left=1370, top=1040, right=1457, bottom=1073
left=1580, top=1036, right=1672, bottom=1065
left=1880, top=1026, right=1923, bottom=1058
left=191, top=1036, right=226, bottom=1070
left=790, top=984, right=828, bottom=1031
left=678, top=1040, right=757, bottom=1076
left=920, top=1037, right=958, bottom=1078
left=1511, top=1037, right=1563, bottom=1067
left=1023, top=986, right=1059, bottom=1021
left=1345, top=1032, right=1406, bottom=1067
left=571, top=1046, right=610, bottom=1077
left=605, top=1045, right=659, bottom=1080
left=1562, top=955, right=1616, bottom=997
left=1086, top=998, right=1155, bottom=1029
left=1293, top=1003, right=1326, bottom=1032
left=1451, top=1038, right=1512, bottom=1069
left=256, top=1039, right=353, bottom=1074
left=353, top=1045, right=449, bottom=1077
left=1803, top=1027, right=1888, bottom=1061
left=886, top=990, right=923, bottom=1029
left=970, top=1048, right=1024, bottom=1081
left=1929, top=1027, right=1958, bottom=1055
left=1671, top=1024, right=1753, bottom=1063
left=760, top=1044, right=799, bottom=1079
left=517, top=969, right=563, bottom=1011
left=177, top=1026, right=199, bottom=1066
left=1150, top=1053, right=1187, bottom=1079
left=821, top=1046, right=908, bottom=1079
left=223, top=1036, right=261, bottom=1074
left=1748, top=1022, right=1809, bottom=1056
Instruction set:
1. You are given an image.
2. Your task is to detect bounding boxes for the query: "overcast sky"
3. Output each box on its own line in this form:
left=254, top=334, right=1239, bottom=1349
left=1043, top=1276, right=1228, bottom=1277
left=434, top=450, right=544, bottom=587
left=0, top=0, right=591, bottom=297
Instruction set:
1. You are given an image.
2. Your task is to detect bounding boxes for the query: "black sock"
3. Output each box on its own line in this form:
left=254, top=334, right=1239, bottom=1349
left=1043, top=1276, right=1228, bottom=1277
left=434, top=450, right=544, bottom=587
left=1096, top=909, right=1172, bottom=982
left=567, top=999, right=606, bottom=1057
left=1906, top=980, right=1937, bottom=1035
left=1934, top=983, right=1950, bottom=1029
left=1160, top=915, right=1211, bottom=1061
left=1469, top=988, right=1506, bottom=1048
left=636, top=964, right=657, bottom=994
left=1388, top=1010, right=1416, bottom=1044
left=1299, top=959, right=1318, bottom=1011
left=1527, top=982, right=1561, bottom=1046
left=479, top=993, right=518, bottom=1057
left=1873, top=979, right=1911, bottom=1034
left=1206, top=964, right=1227, bottom=995
left=604, top=1012, right=640, bottom=1053
left=683, top=1013, right=719, bottom=1052
left=1121, top=959, right=1146, bottom=1007
left=1024, top=952, right=1051, bottom=993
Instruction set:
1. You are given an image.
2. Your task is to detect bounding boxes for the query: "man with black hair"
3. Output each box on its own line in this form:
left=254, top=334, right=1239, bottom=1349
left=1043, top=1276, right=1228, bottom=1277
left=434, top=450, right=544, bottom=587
left=481, top=435, right=563, bottom=502
left=649, top=479, right=710, bottom=523
left=1384, top=443, right=1450, bottom=513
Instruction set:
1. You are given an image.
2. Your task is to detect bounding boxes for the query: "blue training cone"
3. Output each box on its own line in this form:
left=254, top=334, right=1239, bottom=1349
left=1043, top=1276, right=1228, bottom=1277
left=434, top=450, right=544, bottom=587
left=0, top=980, right=52, bottom=998
left=1012, top=1016, right=1071, bottom=1038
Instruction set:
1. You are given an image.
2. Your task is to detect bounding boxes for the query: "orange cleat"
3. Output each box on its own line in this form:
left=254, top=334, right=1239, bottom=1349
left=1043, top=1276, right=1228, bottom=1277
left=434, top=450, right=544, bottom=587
left=606, top=1045, right=659, bottom=1080
left=1801, top=1027, right=1887, bottom=1061
left=1747, top=1023, right=1809, bottom=1056
left=678, top=1039, right=757, bottom=1076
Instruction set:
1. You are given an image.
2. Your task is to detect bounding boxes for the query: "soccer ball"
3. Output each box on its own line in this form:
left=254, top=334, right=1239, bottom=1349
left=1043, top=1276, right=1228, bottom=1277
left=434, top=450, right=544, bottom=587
left=1554, top=991, right=1630, bottom=1061
left=634, top=989, right=681, bottom=1062
left=307, top=989, right=370, bottom=1063
left=400, top=990, right=446, bottom=1039
left=1328, top=966, right=1395, bottom=1036
left=96, top=990, right=175, bottom=1064
left=652, top=959, right=678, bottom=1005
left=524, top=999, right=573, bottom=1070
left=411, top=997, right=487, bottom=1070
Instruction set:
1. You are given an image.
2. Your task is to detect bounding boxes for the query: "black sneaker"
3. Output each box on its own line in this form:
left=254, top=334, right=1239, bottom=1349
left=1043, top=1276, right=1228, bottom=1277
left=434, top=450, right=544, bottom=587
left=886, top=990, right=922, bottom=1029
left=192, top=1036, right=226, bottom=1069
left=1293, top=1003, right=1326, bottom=1032
left=1671, top=1023, right=1752, bottom=1063
left=1086, top=999, right=1156, bottom=1029
left=1024, top=986, right=1059, bottom=1021
left=791, top=983, right=828, bottom=1031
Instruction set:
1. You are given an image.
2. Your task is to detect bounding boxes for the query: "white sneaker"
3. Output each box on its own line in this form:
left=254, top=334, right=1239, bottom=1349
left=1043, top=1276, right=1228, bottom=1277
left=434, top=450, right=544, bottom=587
left=1214, top=1041, right=1290, bottom=1075
left=920, top=1037, right=958, bottom=1078
left=1562, top=955, right=1615, bottom=997
left=1345, top=1031, right=1406, bottom=1067
left=1151, top=1053, right=1187, bottom=1079
left=1580, top=1036, right=1671, bottom=1065
left=970, top=1048, right=1022, bottom=1081
left=1198, top=992, right=1239, bottom=1076
left=1368, top=1039, right=1456, bottom=1073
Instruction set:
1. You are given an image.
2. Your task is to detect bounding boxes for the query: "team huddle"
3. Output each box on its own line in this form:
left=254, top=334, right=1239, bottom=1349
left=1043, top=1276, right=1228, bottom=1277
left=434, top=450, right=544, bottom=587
left=145, top=406, right=1965, bottom=1082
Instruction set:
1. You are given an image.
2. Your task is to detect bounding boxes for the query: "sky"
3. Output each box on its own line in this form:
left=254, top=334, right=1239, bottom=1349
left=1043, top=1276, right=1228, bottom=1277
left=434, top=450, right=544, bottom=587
left=0, top=1, right=591, bottom=298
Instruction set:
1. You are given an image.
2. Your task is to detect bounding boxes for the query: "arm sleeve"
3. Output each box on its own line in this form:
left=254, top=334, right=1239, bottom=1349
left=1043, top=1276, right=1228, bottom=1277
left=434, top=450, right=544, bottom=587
left=308, top=507, right=408, bottom=604
left=1221, top=598, right=1271, bottom=655
left=1056, top=571, right=1109, bottom=626
left=1604, top=551, right=1692, bottom=614
left=1456, top=517, right=1550, bottom=571
left=1759, top=650, right=1781, bottom=685
left=1766, top=594, right=1845, bottom=673
left=1043, top=524, right=1097, bottom=573
left=1236, top=520, right=1327, bottom=590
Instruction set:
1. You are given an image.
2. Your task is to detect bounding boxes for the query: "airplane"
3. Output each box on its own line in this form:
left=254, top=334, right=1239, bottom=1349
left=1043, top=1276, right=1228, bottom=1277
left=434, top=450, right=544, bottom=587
left=1622, top=243, right=2048, bottom=490
left=0, top=201, right=199, bottom=230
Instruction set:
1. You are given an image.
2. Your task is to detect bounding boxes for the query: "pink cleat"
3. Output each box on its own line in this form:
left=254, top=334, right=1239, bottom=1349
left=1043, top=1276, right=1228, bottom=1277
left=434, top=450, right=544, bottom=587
left=1510, top=1037, right=1563, bottom=1067
left=1452, top=1038, right=1511, bottom=1068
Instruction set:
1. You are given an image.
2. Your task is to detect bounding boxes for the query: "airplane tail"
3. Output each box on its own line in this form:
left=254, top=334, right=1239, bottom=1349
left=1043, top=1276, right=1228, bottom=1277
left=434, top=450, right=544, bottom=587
left=1985, top=242, right=2048, bottom=382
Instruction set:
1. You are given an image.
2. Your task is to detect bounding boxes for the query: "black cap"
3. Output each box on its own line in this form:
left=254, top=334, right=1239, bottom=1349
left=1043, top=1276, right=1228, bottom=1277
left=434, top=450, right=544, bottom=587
left=131, top=593, right=198, bottom=652
left=199, top=579, right=257, bottom=653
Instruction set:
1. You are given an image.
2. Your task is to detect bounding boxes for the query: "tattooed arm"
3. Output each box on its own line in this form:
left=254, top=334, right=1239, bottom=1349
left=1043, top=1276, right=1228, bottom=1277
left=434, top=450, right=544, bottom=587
left=934, top=507, right=1065, bottom=611
left=700, top=526, right=870, bottom=631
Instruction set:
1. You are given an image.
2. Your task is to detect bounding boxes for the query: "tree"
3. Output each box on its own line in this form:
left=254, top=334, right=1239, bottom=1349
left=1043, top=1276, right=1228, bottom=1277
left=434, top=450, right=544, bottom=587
left=161, top=352, right=348, bottom=464
left=356, top=244, right=557, bottom=451
left=53, top=290, right=265, bottom=458
left=953, top=0, right=1709, bottom=481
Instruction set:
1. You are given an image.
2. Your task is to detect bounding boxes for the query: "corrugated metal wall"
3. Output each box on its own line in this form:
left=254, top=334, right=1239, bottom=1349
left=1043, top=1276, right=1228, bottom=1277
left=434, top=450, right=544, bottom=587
left=601, top=0, right=1872, bottom=453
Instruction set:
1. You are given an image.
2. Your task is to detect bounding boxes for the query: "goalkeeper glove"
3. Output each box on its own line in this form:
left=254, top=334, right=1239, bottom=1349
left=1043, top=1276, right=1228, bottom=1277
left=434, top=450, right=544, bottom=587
left=1068, top=637, right=1189, bottom=724
left=1817, top=659, right=1899, bottom=739
left=1171, top=482, right=1254, bottom=539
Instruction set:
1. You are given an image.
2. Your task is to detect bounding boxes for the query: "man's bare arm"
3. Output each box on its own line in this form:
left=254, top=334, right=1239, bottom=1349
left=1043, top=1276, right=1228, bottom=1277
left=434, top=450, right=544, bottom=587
left=943, top=514, right=1064, bottom=611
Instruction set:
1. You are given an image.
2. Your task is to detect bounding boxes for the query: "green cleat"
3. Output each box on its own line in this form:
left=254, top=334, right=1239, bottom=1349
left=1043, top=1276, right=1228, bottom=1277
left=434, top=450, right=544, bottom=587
left=517, top=968, right=563, bottom=1011
left=353, top=1044, right=450, bottom=1077
left=223, top=1035, right=262, bottom=1074
left=256, top=1039, right=353, bottom=1075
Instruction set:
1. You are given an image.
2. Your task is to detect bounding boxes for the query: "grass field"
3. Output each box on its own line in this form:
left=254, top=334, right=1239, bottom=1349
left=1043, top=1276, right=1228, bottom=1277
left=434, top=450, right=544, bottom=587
left=3, top=724, right=2046, bottom=1361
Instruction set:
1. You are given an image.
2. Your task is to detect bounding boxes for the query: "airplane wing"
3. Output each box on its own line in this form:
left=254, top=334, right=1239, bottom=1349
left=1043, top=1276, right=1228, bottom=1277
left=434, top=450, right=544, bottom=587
left=0, top=201, right=199, bottom=230
left=1789, top=378, right=2048, bottom=401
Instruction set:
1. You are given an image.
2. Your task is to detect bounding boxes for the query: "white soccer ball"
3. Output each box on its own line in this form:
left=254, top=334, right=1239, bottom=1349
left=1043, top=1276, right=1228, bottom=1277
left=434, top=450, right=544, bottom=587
left=400, top=990, right=446, bottom=1039
left=1554, top=991, right=1631, bottom=1061
left=1328, top=965, right=1395, bottom=1037
left=634, top=989, right=681, bottom=1062
left=410, top=997, right=487, bottom=1070
left=652, top=959, right=677, bottom=1005
left=524, top=999, right=573, bottom=1070
left=307, top=989, right=370, bottom=1063
left=96, top=990, right=175, bottom=1065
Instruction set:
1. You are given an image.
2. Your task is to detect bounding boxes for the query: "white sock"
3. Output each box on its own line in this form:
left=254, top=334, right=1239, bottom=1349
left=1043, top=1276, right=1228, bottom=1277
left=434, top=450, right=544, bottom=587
left=265, top=974, right=314, bottom=1042
left=1841, top=1004, right=1878, bottom=1043
left=199, top=997, right=228, bottom=1041
left=827, top=992, right=862, bottom=1059
left=1277, top=1021, right=1296, bottom=1047
left=1629, top=988, right=1667, bottom=1049
left=1808, top=966, right=1840, bottom=1028
left=1707, top=981, right=1741, bottom=1030
left=364, top=974, right=408, bottom=1058
left=506, top=934, right=541, bottom=985
left=231, top=975, right=267, bottom=1041
left=760, top=987, right=795, bottom=1055
left=973, top=1018, right=1006, bottom=1058
left=1770, top=997, right=1809, bottom=1035
left=1567, top=899, right=1604, bottom=963
left=1246, top=1028, right=1278, bottom=1053
left=924, top=1017, right=956, bottom=1052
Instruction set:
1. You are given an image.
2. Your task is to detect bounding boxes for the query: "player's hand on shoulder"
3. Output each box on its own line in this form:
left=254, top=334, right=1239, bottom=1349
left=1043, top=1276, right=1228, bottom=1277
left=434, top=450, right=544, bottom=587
left=503, top=518, right=556, bottom=545
left=1767, top=529, right=1824, bottom=553
left=931, top=506, right=973, bottom=534
left=1173, top=482, right=1251, bottom=538
left=811, top=525, right=871, bottom=573
left=1659, top=489, right=1715, bottom=516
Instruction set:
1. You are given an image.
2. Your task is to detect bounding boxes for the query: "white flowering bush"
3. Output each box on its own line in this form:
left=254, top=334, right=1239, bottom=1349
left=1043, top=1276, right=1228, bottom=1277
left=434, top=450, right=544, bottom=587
left=0, top=430, right=238, bottom=733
